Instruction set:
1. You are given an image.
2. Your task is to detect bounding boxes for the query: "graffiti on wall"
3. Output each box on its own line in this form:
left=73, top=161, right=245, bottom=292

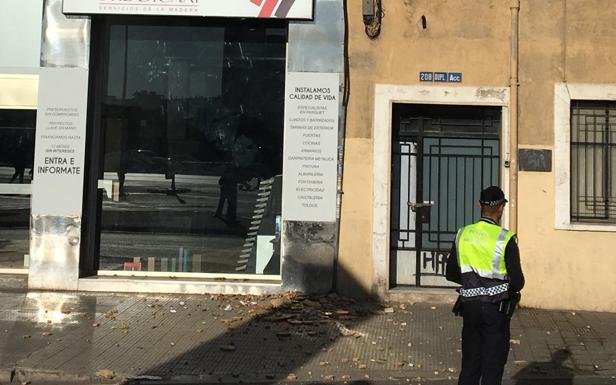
left=417, top=250, right=457, bottom=287
left=420, top=250, right=449, bottom=276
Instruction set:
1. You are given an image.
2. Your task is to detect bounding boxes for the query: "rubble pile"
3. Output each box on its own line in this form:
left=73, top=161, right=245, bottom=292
left=209, top=292, right=377, bottom=340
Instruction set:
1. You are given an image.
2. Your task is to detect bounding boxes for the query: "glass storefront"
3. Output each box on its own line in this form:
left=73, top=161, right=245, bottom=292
left=92, top=18, right=286, bottom=275
left=0, top=109, right=36, bottom=270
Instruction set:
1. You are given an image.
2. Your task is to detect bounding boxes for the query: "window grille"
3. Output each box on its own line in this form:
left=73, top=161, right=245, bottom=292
left=571, top=101, right=616, bottom=223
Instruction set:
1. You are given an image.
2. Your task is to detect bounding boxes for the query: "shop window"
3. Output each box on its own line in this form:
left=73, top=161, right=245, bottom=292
left=570, top=101, right=616, bottom=223
left=92, top=18, right=286, bottom=275
left=0, top=109, right=36, bottom=270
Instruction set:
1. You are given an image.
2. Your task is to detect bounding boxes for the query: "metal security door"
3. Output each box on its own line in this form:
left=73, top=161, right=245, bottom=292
left=390, top=105, right=501, bottom=288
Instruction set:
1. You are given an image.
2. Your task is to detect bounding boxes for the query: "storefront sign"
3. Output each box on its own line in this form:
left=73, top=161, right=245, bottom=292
left=63, top=0, right=314, bottom=19
left=31, top=68, right=89, bottom=216
left=282, top=72, right=339, bottom=223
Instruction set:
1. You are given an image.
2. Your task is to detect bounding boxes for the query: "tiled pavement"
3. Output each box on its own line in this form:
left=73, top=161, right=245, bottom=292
left=0, top=290, right=615, bottom=385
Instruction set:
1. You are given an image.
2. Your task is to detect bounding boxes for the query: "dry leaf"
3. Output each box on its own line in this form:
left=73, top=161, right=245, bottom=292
left=270, top=299, right=284, bottom=308
left=95, top=369, right=115, bottom=379
left=335, top=321, right=366, bottom=337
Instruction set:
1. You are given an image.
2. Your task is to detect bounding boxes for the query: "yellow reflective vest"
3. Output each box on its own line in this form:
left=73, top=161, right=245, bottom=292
left=456, top=220, right=516, bottom=300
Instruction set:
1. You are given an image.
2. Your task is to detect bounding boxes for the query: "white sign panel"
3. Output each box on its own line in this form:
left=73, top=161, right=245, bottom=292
left=32, top=68, right=89, bottom=216
left=282, top=72, right=339, bottom=222
left=63, top=0, right=313, bottom=19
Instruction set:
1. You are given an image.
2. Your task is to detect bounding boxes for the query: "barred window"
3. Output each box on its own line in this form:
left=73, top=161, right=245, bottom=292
left=571, top=101, right=616, bottom=223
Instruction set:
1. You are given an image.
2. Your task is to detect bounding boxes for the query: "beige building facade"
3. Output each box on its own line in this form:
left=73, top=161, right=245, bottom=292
left=338, top=0, right=616, bottom=312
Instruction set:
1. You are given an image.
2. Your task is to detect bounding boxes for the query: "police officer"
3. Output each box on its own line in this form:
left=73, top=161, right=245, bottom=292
left=446, top=186, right=525, bottom=385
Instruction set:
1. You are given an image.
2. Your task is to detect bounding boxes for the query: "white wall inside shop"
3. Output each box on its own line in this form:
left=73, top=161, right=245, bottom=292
left=0, top=0, right=43, bottom=72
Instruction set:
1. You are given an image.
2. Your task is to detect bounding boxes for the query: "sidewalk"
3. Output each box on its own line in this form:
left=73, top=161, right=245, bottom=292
left=0, top=289, right=615, bottom=385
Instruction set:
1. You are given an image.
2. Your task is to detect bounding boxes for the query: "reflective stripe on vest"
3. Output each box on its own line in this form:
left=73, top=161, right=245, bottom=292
left=459, top=283, right=509, bottom=298
left=456, top=221, right=515, bottom=281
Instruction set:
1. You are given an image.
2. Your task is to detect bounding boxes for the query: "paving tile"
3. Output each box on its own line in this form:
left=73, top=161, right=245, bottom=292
left=0, top=290, right=614, bottom=384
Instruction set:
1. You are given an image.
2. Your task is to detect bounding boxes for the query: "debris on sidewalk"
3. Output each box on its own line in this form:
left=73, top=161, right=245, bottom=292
left=95, top=369, right=115, bottom=379
left=3, top=290, right=615, bottom=385
left=104, top=309, right=118, bottom=320
left=221, top=316, right=243, bottom=328
left=220, top=343, right=237, bottom=352
left=271, top=298, right=285, bottom=308
left=335, top=321, right=366, bottom=337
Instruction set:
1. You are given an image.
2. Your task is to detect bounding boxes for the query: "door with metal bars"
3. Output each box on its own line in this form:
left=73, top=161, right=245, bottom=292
left=390, top=104, right=501, bottom=288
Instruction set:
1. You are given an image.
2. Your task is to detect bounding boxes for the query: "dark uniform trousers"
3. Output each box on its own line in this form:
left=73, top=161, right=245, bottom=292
left=459, top=301, right=510, bottom=385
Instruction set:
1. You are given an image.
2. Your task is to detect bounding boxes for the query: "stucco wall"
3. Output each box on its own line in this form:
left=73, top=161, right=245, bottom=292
left=518, top=170, right=616, bottom=312
left=516, top=0, right=616, bottom=312
left=339, top=0, right=511, bottom=298
left=339, top=0, right=616, bottom=311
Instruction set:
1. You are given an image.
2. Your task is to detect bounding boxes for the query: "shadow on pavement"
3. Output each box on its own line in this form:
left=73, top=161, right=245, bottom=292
left=121, top=268, right=385, bottom=384
left=511, top=348, right=595, bottom=385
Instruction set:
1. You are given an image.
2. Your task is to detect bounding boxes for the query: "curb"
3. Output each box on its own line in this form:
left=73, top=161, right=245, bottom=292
left=0, top=367, right=119, bottom=385
left=116, top=371, right=616, bottom=385
left=2, top=368, right=615, bottom=385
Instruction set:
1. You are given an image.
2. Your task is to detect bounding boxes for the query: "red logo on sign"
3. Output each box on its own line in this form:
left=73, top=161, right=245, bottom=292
left=249, top=0, right=296, bottom=18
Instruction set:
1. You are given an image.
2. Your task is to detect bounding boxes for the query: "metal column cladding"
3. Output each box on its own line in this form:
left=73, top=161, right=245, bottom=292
left=41, top=0, right=91, bottom=68
left=282, top=0, right=345, bottom=293
left=287, top=0, right=344, bottom=73
left=29, top=0, right=91, bottom=290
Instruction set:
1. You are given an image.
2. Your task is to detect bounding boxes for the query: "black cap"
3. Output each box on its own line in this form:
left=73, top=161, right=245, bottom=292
left=479, top=186, right=508, bottom=207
